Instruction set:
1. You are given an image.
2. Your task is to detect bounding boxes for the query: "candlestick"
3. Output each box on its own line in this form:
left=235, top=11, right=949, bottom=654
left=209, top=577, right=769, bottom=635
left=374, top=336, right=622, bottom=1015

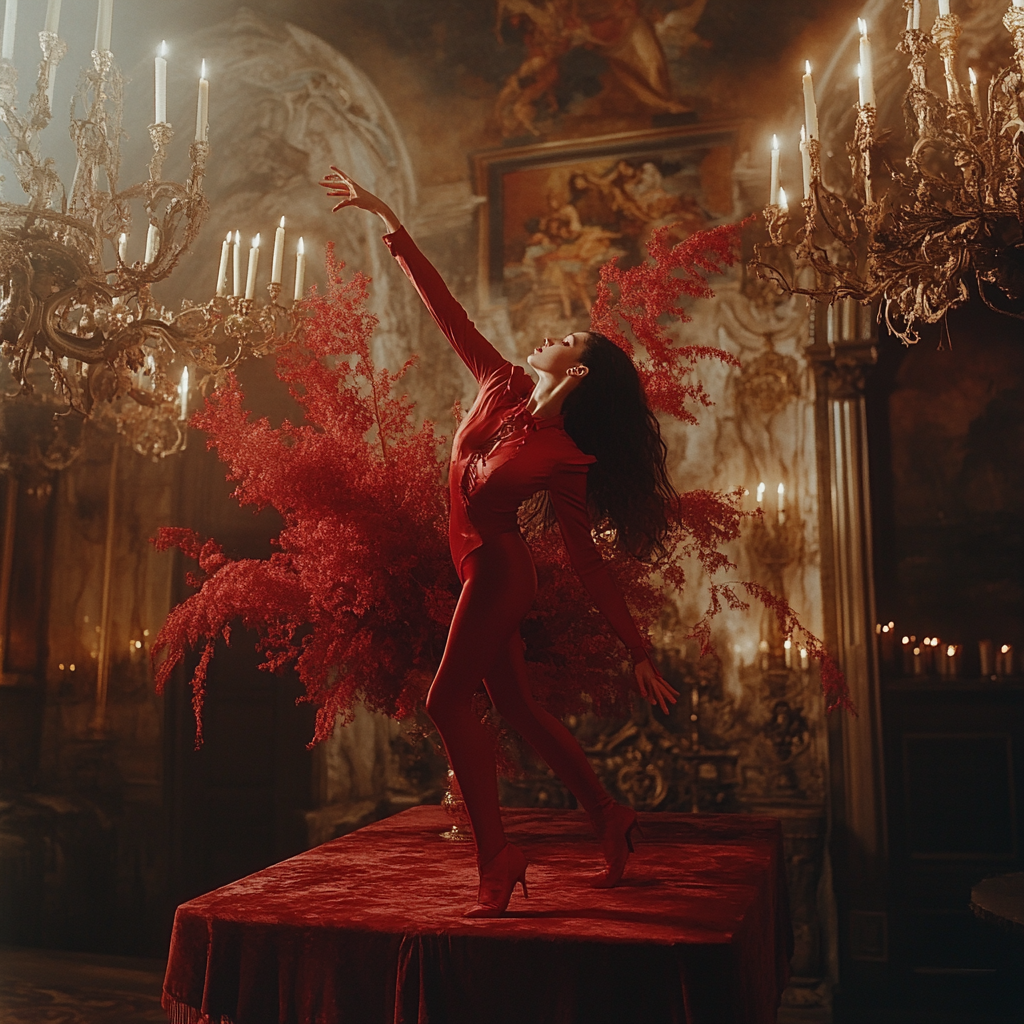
left=799, top=125, right=811, bottom=199
left=294, top=236, right=306, bottom=302
left=2, top=0, right=17, bottom=61
left=216, top=232, right=231, bottom=297
left=155, top=40, right=167, bottom=124
left=94, top=0, right=112, bottom=53
left=44, top=0, right=61, bottom=34
left=195, top=59, right=208, bottom=142
left=179, top=366, right=189, bottom=421
left=271, top=216, right=285, bottom=285
left=244, top=232, right=260, bottom=300
left=144, top=222, right=159, bottom=265
left=802, top=61, right=819, bottom=141
left=769, top=135, right=780, bottom=206
left=778, top=187, right=789, bottom=213
left=858, top=19, right=876, bottom=108
left=232, top=230, right=242, bottom=296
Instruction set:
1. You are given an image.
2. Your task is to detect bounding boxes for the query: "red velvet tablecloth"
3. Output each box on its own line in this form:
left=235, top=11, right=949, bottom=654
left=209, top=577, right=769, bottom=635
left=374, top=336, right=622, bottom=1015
left=162, top=806, right=792, bottom=1024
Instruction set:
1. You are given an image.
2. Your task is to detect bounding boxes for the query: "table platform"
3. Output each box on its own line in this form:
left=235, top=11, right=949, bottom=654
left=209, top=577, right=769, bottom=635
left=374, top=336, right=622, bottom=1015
left=162, top=805, right=792, bottom=1024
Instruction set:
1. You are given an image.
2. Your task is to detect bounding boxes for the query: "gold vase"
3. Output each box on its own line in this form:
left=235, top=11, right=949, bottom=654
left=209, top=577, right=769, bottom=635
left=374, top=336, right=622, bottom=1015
left=440, top=769, right=473, bottom=842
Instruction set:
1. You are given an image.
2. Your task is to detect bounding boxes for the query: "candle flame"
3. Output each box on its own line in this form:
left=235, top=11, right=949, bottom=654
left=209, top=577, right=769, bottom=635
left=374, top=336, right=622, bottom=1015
left=858, top=17, right=867, bottom=36
left=159, top=40, right=168, bottom=58
left=279, top=215, right=286, bottom=228
left=784, top=639, right=792, bottom=650
left=1002, top=644, right=1011, bottom=654
left=119, top=231, right=127, bottom=244
left=778, top=187, right=788, bottom=211
left=777, top=482, right=785, bottom=496
left=969, top=66, right=977, bottom=85
left=145, top=354, right=156, bottom=373
left=771, top=133, right=779, bottom=152
left=756, top=482, right=765, bottom=503
left=225, top=231, right=232, bottom=242
left=805, top=60, right=812, bottom=76
left=252, top=232, right=261, bottom=248
left=234, top=230, right=240, bottom=244
left=902, top=636, right=910, bottom=644
left=946, top=645, right=955, bottom=657
left=298, top=236, right=305, bottom=255
left=180, top=366, right=189, bottom=389
left=200, top=59, right=207, bottom=80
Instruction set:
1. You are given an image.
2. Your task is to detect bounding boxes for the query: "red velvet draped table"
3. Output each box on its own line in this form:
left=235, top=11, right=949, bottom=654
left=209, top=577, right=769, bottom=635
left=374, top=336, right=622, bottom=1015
left=162, top=806, right=792, bottom=1024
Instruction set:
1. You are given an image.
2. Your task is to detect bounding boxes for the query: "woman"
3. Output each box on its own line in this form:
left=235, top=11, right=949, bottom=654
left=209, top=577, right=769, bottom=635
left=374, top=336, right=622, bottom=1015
left=320, top=169, right=679, bottom=918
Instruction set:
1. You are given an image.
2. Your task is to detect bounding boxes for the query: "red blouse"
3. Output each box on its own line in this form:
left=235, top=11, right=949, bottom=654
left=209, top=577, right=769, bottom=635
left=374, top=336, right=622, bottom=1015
left=384, top=227, right=648, bottom=665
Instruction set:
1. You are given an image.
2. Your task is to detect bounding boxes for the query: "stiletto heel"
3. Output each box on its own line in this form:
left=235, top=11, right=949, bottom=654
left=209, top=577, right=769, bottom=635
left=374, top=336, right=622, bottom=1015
left=464, top=842, right=529, bottom=917
left=590, top=804, right=640, bottom=889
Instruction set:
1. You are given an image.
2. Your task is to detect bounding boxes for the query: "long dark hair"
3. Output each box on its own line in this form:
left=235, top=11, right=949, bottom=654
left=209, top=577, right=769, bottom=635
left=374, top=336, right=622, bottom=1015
left=529, top=332, right=678, bottom=561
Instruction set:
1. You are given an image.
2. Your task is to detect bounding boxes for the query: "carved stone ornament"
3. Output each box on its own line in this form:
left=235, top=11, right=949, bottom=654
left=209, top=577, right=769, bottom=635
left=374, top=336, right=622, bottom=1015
left=736, top=345, right=801, bottom=416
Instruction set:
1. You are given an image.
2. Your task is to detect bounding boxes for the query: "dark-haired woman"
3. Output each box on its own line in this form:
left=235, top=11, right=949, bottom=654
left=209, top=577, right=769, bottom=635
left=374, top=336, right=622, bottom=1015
left=320, top=169, right=679, bottom=917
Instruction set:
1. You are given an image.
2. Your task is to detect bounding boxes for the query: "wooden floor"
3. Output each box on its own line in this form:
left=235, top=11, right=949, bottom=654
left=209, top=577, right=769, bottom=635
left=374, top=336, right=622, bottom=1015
left=0, top=946, right=166, bottom=1023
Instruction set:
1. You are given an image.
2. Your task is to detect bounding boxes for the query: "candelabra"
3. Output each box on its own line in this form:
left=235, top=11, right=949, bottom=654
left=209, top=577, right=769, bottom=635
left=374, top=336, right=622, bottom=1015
left=754, top=1, right=1024, bottom=345
left=0, top=29, right=301, bottom=461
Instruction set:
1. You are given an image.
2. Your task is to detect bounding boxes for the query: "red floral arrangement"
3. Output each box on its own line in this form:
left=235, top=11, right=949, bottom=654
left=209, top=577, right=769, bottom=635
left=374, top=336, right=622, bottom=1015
left=153, top=223, right=852, bottom=747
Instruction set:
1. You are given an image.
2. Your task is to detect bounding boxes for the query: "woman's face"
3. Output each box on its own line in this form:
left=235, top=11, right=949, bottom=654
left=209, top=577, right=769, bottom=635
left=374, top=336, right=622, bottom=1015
left=527, top=332, right=590, bottom=377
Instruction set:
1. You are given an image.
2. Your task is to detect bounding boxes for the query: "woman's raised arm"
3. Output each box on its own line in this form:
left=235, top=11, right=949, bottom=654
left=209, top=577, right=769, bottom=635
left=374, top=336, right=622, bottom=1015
left=320, top=168, right=507, bottom=383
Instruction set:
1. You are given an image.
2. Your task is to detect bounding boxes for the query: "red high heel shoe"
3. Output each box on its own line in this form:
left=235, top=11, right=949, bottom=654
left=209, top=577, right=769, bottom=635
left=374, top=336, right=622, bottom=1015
left=464, top=842, right=529, bottom=918
left=590, top=804, right=642, bottom=889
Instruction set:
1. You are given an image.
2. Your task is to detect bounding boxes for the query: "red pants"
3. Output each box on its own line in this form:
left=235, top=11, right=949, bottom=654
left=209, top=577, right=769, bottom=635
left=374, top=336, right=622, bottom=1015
left=425, top=532, right=613, bottom=865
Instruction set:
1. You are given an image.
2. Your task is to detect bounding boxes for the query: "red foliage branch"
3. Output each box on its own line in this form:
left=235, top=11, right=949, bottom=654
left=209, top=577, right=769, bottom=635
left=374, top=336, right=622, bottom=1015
left=154, top=222, right=852, bottom=747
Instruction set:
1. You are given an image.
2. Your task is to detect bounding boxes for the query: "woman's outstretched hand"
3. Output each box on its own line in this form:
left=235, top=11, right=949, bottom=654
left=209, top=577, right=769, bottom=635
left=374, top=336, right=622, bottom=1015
left=635, top=659, right=678, bottom=715
left=318, top=167, right=401, bottom=233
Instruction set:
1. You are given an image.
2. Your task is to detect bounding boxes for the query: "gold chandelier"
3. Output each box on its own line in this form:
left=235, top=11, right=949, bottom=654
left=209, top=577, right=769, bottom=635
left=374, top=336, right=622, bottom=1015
left=754, top=0, right=1024, bottom=344
left=0, top=2, right=304, bottom=462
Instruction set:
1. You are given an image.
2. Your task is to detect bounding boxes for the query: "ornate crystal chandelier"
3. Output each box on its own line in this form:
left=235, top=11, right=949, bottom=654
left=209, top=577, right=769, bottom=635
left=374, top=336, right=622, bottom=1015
left=0, top=0, right=305, bottom=461
left=754, top=0, right=1024, bottom=344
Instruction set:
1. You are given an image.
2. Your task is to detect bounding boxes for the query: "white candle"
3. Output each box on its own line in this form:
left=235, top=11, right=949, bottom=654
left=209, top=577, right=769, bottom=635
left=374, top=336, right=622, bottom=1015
left=216, top=232, right=231, bottom=296
left=802, top=61, right=818, bottom=141
left=858, top=20, right=875, bottom=108
left=2, top=0, right=17, bottom=61
left=155, top=40, right=167, bottom=124
left=938, top=0, right=950, bottom=15
left=913, top=1, right=921, bottom=29
left=777, top=482, right=785, bottom=522
left=44, top=0, right=61, bottom=35
left=118, top=231, right=128, bottom=262
left=293, top=236, right=306, bottom=302
left=800, top=125, right=811, bottom=199
left=195, top=59, right=208, bottom=142
left=769, top=135, right=780, bottom=206
left=969, top=67, right=982, bottom=115
left=144, top=222, right=159, bottom=264
left=271, top=216, right=285, bottom=285
left=232, top=229, right=241, bottom=296
left=94, top=0, right=112, bottom=52
left=244, top=232, right=260, bottom=300
left=179, top=366, right=189, bottom=420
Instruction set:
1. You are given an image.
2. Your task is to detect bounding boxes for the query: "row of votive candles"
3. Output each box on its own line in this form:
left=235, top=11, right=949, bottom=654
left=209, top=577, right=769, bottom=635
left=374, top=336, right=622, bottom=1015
left=214, top=219, right=306, bottom=302
left=876, top=622, right=1016, bottom=678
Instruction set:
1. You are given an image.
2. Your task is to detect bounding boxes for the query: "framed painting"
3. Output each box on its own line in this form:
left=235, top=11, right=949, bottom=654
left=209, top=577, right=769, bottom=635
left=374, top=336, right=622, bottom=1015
left=471, top=122, right=741, bottom=347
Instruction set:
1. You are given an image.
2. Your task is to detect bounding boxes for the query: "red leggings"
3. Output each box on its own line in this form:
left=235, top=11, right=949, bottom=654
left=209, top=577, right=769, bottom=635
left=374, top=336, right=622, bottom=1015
left=425, top=531, right=614, bottom=866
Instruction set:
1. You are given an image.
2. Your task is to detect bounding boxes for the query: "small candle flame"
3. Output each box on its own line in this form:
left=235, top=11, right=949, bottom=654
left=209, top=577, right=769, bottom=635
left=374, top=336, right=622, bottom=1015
left=252, top=232, right=261, bottom=248
left=805, top=60, right=812, bottom=76
left=778, top=187, right=789, bottom=211
left=772, top=133, right=779, bottom=152
left=279, top=215, right=286, bottom=228
left=946, top=645, right=955, bottom=657
left=225, top=231, right=232, bottom=242
left=298, top=236, right=305, bottom=255
left=200, top=59, right=207, bottom=81
left=858, top=17, right=867, bottom=36
left=756, top=482, right=765, bottom=503
left=969, top=67, right=977, bottom=85
left=159, top=40, right=168, bottom=58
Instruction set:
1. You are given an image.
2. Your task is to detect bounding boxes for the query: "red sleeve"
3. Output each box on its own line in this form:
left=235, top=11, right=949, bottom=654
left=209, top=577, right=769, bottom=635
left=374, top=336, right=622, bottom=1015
left=548, top=465, right=650, bottom=665
left=383, top=226, right=508, bottom=384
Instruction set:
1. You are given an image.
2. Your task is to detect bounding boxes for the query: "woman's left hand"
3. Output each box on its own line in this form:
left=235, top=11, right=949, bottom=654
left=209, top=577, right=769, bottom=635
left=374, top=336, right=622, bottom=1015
left=635, top=659, right=678, bottom=714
